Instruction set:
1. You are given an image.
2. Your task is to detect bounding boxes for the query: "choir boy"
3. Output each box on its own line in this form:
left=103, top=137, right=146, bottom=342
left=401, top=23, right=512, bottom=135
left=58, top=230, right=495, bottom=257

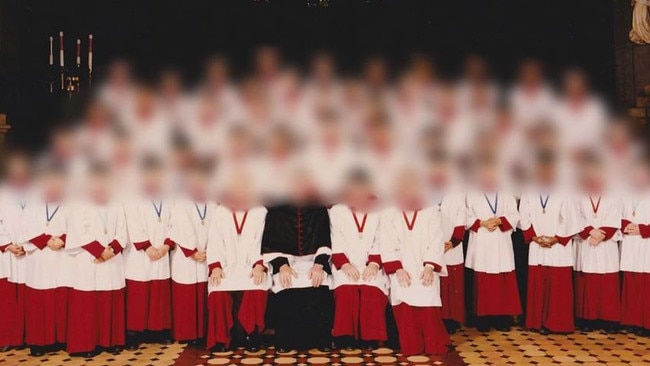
left=169, top=160, right=213, bottom=344
left=21, top=163, right=70, bottom=356
left=378, top=168, right=450, bottom=356
left=425, top=151, right=467, bottom=334
left=465, top=155, right=522, bottom=332
left=206, top=169, right=269, bottom=351
left=519, top=152, right=578, bottom=334
left=66, top=163, right=126, bottom=356
left=0, top=151, right=31, bottom=351
left=330, top=169, right=388, bottom=349
left=574, top=153, right=621, bottom=333
left=123, top=157, right=174, bottom=348
left=261, top=169, right=333, bottom=352
left=620, top=155, right=650, bottom=336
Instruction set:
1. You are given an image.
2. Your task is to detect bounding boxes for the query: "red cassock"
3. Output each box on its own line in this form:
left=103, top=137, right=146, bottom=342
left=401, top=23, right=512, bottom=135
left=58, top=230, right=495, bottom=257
left=329, top=204, right=388, bottom=342
left=379, top=207, right=450, bottom=356
left=519, top=191, right=578, bottom=333
left=206, top=206, right=269, bottom=349
left=65, top=201, right=127, bottom=353
left=620, top=195, right=650, bottom=329
left=573, top=195, right=621, bottom=322
left=21, top=200, right=70, bottom=347
left=465, top=191, right=522, bottom=317
left=123, top=197, right=174, bottom=332
left=169, top=199, right=213, bottom=342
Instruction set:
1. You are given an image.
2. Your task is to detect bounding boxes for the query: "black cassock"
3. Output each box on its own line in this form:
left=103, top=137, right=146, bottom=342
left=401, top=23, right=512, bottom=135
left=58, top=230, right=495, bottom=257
left=262, top=204, right=333, bottom=350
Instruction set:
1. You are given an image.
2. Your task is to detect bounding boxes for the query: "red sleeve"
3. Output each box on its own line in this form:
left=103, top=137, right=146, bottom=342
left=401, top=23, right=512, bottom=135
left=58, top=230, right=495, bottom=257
left=367, top=254, right=382, bottom=268
left=579, top=226, right=594, bottom=240
left=450, top=225, right=465, bottom=247
left=331, top=253, right=350, bottom=270
left=383, top=260, right=403, bottom=275
left=29, top=233, right=52, bottom=250
left=82, top=240, right=105, bottom=259
left=108, top=239, right=123, bottom=254
left=423, top=261, right=442, bottom=272
left=498, top=216, right=513, bottom=231
left=598, top=227, right=617, bottom=241
left=163, top=238, right=176, bottom=250
left=469, top=219, right=481, bottom=232
left=208, top=262, right=222, bottom=275
left=622, top=219, right=632, bottom=231
left=555, top=235, right=572, bottom=246
left=59, top=234, right=66, bottom=244
left=252, top=259, right=268, bottom=272
left=0, top=243, right=11, bottom=253
left=522, top=225, right=537, bottom=244
left=638, top=224, right=650, bottom=239
left=133, top=240, right=152, bottom=251
left=179, top=245, right=198, bottom=258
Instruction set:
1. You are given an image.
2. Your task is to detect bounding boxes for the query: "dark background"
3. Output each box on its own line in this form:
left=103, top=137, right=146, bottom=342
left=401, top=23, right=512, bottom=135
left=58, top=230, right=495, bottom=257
left=0, top=0, right=615, bottom=149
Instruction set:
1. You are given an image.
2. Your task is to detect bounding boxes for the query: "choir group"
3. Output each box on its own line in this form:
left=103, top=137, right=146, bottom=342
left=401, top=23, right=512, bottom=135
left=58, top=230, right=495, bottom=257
left=0, top=50, right=648, bottom=359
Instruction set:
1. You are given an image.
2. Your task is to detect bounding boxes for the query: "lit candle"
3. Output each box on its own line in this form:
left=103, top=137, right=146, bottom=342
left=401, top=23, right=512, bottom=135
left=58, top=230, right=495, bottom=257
left=88, top=34, right=93, bottom=72
left=59, top=31, right=64, bottom=67
left=76, top=39, right=81, bottom=66
left=49, top=36, right=53, bottom=65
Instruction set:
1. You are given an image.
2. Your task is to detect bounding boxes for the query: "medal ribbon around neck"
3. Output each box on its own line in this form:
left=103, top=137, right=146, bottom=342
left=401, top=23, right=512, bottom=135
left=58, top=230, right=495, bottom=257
left=484, top=193, right=498, bottom=216
left=152, top=201, right=163, bottom=222
left=195, top=202, right=208, bottom=224
left=352, top=211, right=368, bottom=236
left=539, top=194, right=550, bottom=213
left=402, top=210, right=419, bottom=231
left=589, top=195, right=601, bottom=216
left=46, top=203, right=60, bottom=224
left=233, top=210, right=249, bottom=235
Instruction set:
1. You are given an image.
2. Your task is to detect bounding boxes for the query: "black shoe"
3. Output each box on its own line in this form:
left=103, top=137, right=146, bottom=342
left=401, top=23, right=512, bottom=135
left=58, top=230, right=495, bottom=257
left=494, top=325, right=511, bottom=332
left=603, top=323, right=619, bottom=334
left=360, top=340, right=378, bottom=350
left=539, top=327, right=550, bottom=335
left=109, top=346, right=123, bottom=355
left=29, top=347, right=45, bottom=357
left=211, top=343, right=227, bottom=352
left=244, top=336, right=259, bottom=352
left=318, top=346, right=331, bottom=352
left=0, top=346, right=12, bottom=352
left=125, top=342, right=139, bottom=351
left=70, top=350, right=98, bottom=358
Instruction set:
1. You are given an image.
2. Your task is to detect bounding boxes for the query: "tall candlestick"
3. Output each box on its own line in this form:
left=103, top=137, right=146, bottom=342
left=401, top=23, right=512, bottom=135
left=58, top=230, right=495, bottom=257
left=76, top=39, right=81, bottom=66
left=59, top=31, right=64, bottom=67
left=49, top=36, right=53, bottom=65
left=88, top=34, right=93, bottom=87
left=59, top=31, right=65, bottom=90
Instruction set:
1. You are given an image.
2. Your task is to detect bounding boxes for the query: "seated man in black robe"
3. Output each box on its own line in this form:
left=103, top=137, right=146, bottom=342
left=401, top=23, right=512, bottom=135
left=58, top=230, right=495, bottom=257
left=261, top=171, right=333, bottom=352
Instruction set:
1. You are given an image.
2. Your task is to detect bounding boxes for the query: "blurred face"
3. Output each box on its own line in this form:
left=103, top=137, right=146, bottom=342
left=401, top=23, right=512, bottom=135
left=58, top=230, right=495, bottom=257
left=630, top=160, right=650, bottom=190
left=88, top=173, right=110, bottom=202
left=290, top=170, right=318, bottom=203
left=42, top=172, right=66, bottom=201
left=6, top=156, right=30, bottom=186
left=344, top=179, right=373, bottom=208
left=186, top=170, right=209, bottom=200
left=520, top=61, right=542, bottom=88
left=142, top=168, right=164, bottom=195
left=394, top=170, right=424, bottom=208
left=535, top=163, right=556, bottom=186
left=564, top=71, right=588, bottom=100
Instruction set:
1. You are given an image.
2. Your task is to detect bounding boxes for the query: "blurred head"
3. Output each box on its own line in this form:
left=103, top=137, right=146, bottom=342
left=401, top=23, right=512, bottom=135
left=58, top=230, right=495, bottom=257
left=185, top=158, right=214, bottom=201
left=392, top=166, right=426, bottom=209
left=2, top=150, right=32, bottom=187
left=86, top=160, right=112, bottom=203
left=140, top=155, right=166, bottom=195
left=38, top=161, right=67, bottom=202
left=342, top=168, right=375, bottom=209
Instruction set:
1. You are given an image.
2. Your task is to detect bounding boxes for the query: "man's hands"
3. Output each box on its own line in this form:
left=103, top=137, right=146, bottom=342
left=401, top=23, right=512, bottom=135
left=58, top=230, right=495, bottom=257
left=7, top=244, right=25, bottom=257
left=192, top=250, right=207, bottom=262
left=588, top=228, right=606, bottom=246
left=421, top=266, right=435, bottom=287
left=624, top=222, right=641, bottom=236
left=341, top=263, right=360, bottom=282
left=209, top=267, right=224, bottom=286
left=47, top=236, right=65, bottom=250
left=94, top=246, right=116, bottom=263
left=481, top=217, right=502, bottom=232
left=309, top=264, right=326, bottom=287
left=250, top=264, right=266, bottom=285
left=533, top=236, right=559, bottom=248
left=145, top=244, right=171, bottom=261
left=362, top=263, right=380, bottom=281
left=279, top=264, right=298, bottom=289
left=396, top=269, right=411, bottom=288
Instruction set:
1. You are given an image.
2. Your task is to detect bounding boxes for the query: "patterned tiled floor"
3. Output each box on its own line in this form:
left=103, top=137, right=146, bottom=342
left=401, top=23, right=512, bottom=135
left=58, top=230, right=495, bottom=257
left=1, top=328, right=649, bottom=365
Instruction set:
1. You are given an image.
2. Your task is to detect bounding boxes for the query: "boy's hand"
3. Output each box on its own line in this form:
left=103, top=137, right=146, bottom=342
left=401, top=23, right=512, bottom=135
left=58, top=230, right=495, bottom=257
left=396, top=269, right=411, bottom=288
left=145, top=246, right=161, bottom=260
left=444, top=241, right=454, bottom=253
left=100, top=246, right=116, bottom=261
left=209, top=267, right=224, bottom=286
left=421, top=266, right=435, bottom=287
left=341, top=263, right=360, bottom=282
left=362, top=263, right=379, bottom=281
left=250, top=264, right=266, bottom=285
left=279, top=264, right=298, bottom=289
left=192, top=250, right=207, bottom=262
left=309, top=264, right=326, bottom=287
left=7, top=244, right=25, bottom=257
